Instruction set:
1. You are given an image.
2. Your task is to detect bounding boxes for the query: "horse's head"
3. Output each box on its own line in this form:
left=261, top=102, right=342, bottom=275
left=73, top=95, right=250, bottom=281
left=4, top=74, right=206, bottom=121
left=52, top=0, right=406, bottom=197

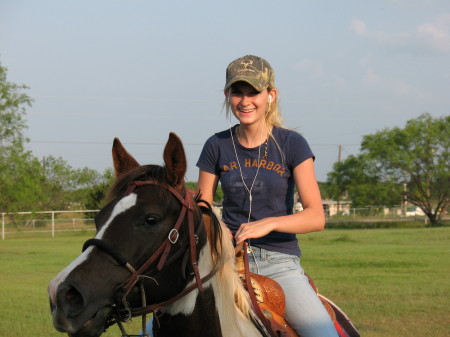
left=48, top=133, right=209, bottom=337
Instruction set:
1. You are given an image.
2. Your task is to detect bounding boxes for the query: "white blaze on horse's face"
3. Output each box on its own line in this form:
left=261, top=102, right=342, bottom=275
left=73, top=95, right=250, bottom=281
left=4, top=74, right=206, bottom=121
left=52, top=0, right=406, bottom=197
left=48, top=194, right=138, bottom=305
left=95, top=193, right=137, bottom=240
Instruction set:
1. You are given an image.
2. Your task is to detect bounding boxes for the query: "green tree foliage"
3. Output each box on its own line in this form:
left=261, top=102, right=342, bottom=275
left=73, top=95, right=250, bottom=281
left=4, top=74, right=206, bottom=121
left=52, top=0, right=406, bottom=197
left=317, top=182, right=331, bottom=200
left=361, top=113, right=449, bottom=225
left=81, top=168, right=115, bottom=211
left=0, top=63, right=36, bottom=213
left=0, top=151, right=104, bottom=213
left=185, top=181, right=224, bottom=203
left=0, top=64, right=32, bottom=151
left=326, top=155, right=401, bottom=208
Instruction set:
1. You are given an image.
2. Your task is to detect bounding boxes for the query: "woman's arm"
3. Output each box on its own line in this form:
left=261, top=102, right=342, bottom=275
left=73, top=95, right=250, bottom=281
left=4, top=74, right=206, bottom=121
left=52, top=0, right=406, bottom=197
left=234, top=157, right=325, bottom=244
left=197, top=169, right=220, bottom=206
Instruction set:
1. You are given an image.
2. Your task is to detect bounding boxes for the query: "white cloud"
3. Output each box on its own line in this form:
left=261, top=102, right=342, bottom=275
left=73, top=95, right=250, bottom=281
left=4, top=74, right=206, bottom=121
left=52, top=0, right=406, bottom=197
left=351, top=19, right=367, bottom=36
left=350, top=13, right=450, bottom=55
left=390, top=78, right=425, bottom=98
left=364, top=68, right=382, bottom=86
left=332, top=75, right=348, bottom=89
left=293, top=59, right=324, bottom=81
left=416, top=13, right=450, bottom=53
left=363, top=67, right=426, bottom=99
left=293, top=59, right=347, bottom=89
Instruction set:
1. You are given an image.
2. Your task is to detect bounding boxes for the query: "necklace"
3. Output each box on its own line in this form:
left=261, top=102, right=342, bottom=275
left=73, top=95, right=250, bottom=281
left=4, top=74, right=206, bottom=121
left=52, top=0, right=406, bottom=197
left=231, top=125, right=268, bottom=223
left=236, top=126, right=269, bottom=159
left=231, top=125, right=266, bottom=274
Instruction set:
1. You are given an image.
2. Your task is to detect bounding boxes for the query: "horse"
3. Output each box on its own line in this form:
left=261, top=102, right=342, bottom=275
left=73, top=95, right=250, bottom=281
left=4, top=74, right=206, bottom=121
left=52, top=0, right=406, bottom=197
left=48, top=133, right=269, bottom=337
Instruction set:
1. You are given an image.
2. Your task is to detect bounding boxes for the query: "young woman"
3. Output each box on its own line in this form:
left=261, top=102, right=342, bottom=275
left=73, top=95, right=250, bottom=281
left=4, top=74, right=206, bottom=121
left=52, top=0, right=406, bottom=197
left=196, top=55, right=339, bottom=337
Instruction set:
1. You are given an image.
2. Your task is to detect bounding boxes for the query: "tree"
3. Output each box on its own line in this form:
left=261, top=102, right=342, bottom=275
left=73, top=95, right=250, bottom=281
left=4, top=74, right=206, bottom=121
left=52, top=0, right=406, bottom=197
left=0, top=63, right=36, bottom=213
left=81, top=168, right=115, bottom=210
left=326, top=155, right=401, bottom=209
left=0, top=151, right=104, bottom=213
left=361, top=113, right=449, bottom=225
left=0, top=64, right=32, bottom=152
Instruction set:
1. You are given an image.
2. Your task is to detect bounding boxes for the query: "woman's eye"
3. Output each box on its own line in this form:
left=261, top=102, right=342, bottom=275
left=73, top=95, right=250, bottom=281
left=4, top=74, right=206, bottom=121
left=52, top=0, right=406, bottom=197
left=144, top=215, right=161, bottom=226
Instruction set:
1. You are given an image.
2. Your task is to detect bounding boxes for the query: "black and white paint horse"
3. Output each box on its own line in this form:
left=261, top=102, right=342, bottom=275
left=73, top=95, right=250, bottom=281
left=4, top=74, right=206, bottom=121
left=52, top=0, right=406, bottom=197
left=48, top=133, right=266, bottom=337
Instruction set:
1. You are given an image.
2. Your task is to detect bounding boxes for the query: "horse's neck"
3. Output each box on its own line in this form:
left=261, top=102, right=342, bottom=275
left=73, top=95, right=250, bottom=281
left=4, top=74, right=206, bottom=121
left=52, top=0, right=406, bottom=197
left=162, top=226, right=262, bottom=337
left=156, top=286, right=222, bottom=337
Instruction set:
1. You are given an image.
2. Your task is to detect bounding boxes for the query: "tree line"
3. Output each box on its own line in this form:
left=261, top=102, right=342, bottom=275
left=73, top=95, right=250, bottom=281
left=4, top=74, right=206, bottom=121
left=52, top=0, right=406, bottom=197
left=0, top=64, right=113, bottom=214
left=1, top=63, right=448, bottom=225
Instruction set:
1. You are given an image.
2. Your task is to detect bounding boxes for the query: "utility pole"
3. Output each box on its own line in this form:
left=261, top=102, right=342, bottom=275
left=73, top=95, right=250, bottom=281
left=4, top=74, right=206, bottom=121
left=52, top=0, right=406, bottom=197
left=401, top=183, right=407, bottom=216
left=337, top=145, right=342, bottom=213
left=42, top=156, right=46, bottom=180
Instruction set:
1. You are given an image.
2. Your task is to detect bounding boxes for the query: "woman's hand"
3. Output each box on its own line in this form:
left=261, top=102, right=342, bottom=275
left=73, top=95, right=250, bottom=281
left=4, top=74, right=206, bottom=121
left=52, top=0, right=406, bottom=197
left=234, top=217, right=277, bottom=244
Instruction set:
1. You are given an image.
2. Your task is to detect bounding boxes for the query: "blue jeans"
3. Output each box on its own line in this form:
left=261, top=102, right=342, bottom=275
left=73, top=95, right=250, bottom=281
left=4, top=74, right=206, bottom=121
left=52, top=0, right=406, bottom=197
left=140, top=319, right=153, bottom=337
left=141, top=246, right=338, bottom=337
left=247, top=246, right=338, bottom=337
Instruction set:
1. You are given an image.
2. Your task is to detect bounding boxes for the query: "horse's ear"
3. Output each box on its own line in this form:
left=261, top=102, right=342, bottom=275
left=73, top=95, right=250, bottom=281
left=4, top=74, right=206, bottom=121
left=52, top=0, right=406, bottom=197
left=163, top=132, right=186, bottom=189
left=112, top=138, right=140, bottom=177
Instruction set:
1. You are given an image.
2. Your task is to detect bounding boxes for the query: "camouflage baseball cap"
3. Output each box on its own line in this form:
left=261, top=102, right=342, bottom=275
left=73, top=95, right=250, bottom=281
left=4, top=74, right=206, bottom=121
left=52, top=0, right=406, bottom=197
left=224, top=55, right=275, bottom=92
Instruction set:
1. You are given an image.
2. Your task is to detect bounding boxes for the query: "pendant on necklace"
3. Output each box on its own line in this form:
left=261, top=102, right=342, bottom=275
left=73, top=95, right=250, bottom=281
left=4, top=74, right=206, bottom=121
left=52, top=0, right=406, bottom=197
left=263, top=138, right=268, bottom=159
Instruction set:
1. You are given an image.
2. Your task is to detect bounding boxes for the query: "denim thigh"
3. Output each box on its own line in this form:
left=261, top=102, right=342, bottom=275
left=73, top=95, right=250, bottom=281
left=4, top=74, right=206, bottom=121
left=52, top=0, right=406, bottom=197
left=247, top=246, right=338, bottom=337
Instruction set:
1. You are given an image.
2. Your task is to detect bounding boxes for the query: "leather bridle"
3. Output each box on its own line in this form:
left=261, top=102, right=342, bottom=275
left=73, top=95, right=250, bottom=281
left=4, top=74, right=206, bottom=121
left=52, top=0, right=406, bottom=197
left=82, top=179, right=220, bottom=336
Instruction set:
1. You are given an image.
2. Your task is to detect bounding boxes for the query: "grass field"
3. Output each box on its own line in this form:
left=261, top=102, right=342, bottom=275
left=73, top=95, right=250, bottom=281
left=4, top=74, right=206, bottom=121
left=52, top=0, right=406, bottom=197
left=0, top=227, right=449, bottom=337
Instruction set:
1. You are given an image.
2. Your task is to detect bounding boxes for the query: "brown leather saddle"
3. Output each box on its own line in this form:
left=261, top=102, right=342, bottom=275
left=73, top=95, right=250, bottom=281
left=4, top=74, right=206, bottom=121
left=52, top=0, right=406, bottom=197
left=235, top=244, right=360, bottom=337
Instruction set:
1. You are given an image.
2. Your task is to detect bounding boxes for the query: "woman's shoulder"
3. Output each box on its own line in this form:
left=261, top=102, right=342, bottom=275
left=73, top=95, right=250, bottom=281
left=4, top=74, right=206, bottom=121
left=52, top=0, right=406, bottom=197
left=272, top=126, right=309, bottom=144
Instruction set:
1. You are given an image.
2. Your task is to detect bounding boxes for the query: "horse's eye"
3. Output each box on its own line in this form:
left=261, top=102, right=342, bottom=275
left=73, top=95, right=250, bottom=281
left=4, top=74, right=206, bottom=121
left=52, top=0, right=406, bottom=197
left=144, top=214, right=161, bottom=226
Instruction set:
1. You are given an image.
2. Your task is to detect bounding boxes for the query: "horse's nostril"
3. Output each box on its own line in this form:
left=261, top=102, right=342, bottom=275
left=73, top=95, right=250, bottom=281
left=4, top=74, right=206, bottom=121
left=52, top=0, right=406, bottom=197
left=61, top=285, right=85, bottom=317
left=66, top=288, right=77, bottom=301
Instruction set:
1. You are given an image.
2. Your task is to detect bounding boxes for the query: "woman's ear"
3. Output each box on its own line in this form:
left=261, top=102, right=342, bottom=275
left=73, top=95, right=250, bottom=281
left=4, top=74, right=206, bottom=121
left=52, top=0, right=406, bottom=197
left=268, top=88, right=278, bottom=101
left=224, top=90, right=230, bottom=103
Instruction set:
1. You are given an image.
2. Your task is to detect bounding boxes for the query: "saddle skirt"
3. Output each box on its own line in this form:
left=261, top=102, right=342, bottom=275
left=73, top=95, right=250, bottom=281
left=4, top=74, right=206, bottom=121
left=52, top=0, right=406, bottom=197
left=234, top=249, right=360, bottom=337
left=235, top=251, right=298, bottom=337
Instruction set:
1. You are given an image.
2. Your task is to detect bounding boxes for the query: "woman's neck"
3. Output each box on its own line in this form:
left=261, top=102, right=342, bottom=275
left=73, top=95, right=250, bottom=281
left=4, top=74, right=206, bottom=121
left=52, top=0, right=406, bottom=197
left=236, top=123, right=271, bottom=148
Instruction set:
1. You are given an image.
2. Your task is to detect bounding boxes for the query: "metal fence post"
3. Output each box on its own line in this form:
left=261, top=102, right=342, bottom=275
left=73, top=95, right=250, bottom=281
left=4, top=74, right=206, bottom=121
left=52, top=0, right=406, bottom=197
left=2, top=213, right=4, bottom=240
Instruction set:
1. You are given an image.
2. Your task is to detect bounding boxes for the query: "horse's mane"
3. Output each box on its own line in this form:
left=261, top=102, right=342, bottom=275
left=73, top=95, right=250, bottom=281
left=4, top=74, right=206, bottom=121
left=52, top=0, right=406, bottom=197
left=200, top=206, right=258, bottom=336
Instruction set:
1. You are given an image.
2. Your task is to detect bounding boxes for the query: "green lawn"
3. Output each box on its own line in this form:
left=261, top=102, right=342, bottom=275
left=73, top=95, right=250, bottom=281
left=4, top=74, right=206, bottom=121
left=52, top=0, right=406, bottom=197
left=0, top=227, right=449, bottom=337
left=300, top=227, right=450, bottom=337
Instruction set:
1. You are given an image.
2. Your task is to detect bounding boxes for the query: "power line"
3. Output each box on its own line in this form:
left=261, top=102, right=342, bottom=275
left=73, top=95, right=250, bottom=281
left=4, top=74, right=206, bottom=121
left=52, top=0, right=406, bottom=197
left=29, top=140, right=204, bottom=146
left=29, top=140, right=360, bottom=146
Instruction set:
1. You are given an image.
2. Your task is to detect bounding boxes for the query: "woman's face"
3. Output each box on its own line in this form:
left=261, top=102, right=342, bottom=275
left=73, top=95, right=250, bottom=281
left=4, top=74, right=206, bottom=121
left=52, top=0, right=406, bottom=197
left=228, top=82, right=272, bottom=127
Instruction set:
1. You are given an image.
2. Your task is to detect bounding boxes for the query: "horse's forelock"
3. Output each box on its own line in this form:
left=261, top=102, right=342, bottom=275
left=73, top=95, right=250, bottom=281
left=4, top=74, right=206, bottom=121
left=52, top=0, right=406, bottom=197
left=105, top=165, right=168, bottom=203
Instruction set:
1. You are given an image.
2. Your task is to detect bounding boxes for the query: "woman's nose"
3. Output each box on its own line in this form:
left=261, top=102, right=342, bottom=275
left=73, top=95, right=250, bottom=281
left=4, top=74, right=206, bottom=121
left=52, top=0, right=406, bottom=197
left=239, top=95, right=250, bottom=106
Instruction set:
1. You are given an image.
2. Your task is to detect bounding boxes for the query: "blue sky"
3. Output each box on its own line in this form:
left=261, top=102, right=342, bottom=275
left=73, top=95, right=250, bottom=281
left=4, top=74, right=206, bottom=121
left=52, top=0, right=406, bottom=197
left=1, top=0, right=449, bottom=182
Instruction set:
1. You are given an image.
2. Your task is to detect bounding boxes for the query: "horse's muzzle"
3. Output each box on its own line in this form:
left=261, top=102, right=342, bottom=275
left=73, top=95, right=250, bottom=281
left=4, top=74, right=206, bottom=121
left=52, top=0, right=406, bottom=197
left=49, top=283, right=112, bottom=337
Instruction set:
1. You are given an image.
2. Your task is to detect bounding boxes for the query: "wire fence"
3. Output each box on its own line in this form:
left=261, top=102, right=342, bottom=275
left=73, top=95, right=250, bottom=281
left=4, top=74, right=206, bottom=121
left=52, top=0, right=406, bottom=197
left=1, top=210, right=99, bottom=239
left=0, top=205, right=437, bottom=240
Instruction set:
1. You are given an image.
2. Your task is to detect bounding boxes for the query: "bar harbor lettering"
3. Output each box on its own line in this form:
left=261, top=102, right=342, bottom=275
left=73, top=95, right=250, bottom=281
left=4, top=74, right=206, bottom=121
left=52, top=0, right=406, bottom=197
left=222, top=158, right=286, bottom=176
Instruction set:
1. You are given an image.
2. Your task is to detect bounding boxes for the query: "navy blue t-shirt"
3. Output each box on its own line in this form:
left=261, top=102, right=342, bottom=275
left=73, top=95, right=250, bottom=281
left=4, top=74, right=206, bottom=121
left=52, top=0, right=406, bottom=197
left=196, top=125, right=314, bottom=256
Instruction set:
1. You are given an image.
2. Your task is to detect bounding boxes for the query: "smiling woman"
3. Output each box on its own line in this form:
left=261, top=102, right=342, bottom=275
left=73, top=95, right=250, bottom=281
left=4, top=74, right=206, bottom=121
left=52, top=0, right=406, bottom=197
left=196, top=55, right=339, bottom=337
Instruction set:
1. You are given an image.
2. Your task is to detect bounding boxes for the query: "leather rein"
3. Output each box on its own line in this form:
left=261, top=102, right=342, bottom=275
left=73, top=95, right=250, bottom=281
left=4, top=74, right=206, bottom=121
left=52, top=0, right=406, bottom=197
left=82, top=179, right=221, bottom=336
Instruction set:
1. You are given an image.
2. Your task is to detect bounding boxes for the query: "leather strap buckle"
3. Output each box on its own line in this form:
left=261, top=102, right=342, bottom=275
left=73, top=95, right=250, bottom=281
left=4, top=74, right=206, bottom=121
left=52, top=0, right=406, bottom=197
left=168, top=229, right=179, bottom=244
